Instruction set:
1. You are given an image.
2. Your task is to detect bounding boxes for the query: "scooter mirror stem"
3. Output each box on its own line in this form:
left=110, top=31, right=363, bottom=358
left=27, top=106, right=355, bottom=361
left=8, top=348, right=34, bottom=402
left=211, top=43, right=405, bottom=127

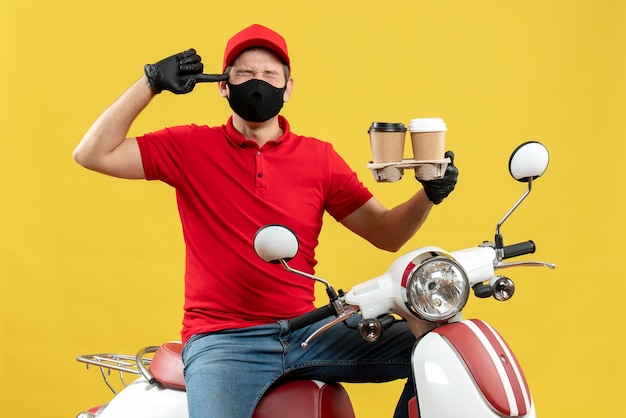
left=279, top=259, right=345, bottom=315
left=279, top=259, right=333, bottom=291
left=495, top=177, right=533, bottom=248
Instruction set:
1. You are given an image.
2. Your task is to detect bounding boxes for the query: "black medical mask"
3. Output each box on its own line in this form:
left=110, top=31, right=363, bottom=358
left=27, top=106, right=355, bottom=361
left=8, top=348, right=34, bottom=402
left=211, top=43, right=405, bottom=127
left=226, top=79, right=286, bottom=123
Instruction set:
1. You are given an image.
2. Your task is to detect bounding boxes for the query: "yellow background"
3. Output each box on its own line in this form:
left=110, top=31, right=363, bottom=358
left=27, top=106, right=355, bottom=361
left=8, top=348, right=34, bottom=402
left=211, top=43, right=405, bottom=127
left=1, top=0, right=624, bottom=416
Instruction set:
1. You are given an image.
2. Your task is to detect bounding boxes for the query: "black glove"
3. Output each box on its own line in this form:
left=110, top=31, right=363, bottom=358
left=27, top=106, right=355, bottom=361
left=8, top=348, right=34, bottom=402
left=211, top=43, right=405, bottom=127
left=418, top=151, right=459, bottom=204
left=144, top=49, right=225, bottom=95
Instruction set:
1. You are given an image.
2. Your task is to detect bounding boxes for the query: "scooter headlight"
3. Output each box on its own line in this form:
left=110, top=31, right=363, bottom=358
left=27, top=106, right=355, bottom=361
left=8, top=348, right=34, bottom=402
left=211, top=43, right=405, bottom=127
left=403, top=252, right=469, bottom=322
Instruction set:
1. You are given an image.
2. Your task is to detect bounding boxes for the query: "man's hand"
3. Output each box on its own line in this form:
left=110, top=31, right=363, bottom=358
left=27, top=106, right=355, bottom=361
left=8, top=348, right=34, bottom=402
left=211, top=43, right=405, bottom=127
left=418, top=151, right=459, bottom=204
left=144, top=49, right=221, bottom=95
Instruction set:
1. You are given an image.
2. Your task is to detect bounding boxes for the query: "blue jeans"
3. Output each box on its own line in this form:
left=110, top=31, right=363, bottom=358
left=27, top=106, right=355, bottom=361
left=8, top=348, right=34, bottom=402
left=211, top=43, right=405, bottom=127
left=181, top=316, right=416, bottom=418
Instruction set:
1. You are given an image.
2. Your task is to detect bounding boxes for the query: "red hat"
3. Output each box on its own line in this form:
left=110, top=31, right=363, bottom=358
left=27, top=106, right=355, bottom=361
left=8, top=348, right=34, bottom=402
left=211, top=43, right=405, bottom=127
left=223, top=24, right=290, bottom=71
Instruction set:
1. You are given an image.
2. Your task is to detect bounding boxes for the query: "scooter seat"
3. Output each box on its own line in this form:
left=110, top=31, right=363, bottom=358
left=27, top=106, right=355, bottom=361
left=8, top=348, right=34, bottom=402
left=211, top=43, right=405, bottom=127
left=149, top=341, right=186, bottom=390
left=254, top=379, right=355, bottom=418
left=149, top=342, right=355, bottom=418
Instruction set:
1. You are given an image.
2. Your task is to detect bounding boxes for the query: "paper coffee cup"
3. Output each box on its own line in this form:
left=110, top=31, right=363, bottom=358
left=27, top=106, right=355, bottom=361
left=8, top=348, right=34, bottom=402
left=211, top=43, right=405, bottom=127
left=368, top=122, right=407, bottom=164
left=409, top=118, right=446, bottom=161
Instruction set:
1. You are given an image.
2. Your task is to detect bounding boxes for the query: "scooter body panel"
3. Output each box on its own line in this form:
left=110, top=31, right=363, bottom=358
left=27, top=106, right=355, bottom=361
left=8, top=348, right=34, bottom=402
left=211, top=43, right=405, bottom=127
left=98, top=377, right=188, bottom=418
left=412, top=319, right=535, bottom=418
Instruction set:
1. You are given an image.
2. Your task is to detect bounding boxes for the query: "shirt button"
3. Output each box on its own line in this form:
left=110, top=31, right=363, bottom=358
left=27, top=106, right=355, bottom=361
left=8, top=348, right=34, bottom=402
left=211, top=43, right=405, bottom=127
left=257, top=151, right=261, bottom=156
left=257, top=173, right=263, bottom=178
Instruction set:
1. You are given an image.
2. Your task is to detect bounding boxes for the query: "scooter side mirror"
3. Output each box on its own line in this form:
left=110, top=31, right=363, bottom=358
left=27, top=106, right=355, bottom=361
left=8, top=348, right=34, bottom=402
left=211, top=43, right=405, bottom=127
left=253, top=225, right=299, bottom=263
left=495, top=140, right=550, bottom=250
left=508, top=141, right=549, bottom=182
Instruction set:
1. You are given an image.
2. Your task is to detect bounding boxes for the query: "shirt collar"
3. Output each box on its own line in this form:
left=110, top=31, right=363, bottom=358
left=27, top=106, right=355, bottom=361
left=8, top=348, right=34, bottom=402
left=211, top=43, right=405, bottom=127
left=224, top=116, right=291, bottom=149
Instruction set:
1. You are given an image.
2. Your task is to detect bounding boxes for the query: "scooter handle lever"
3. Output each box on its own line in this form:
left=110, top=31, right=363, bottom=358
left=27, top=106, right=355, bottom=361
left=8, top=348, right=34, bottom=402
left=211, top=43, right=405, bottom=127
left=496, top=260, right=556, bottom=269
left=301, top=305, right=359, bottom=349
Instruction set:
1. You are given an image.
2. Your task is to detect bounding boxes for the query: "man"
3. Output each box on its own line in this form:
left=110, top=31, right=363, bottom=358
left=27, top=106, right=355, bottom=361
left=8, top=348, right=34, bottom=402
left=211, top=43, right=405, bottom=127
left=73, top=24, right=458, bottom=418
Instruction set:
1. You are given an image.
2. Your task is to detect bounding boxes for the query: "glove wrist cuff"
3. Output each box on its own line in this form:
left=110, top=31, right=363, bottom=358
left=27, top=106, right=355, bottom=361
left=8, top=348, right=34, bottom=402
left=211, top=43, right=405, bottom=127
left=144, top=64, right=162, bottom=94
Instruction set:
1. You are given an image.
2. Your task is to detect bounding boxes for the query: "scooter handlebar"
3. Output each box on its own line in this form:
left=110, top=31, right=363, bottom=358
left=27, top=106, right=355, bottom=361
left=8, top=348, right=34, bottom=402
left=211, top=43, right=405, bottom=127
left=502, top=240, right=535, bottom=259
left=288, top=304, right=335, bottom=331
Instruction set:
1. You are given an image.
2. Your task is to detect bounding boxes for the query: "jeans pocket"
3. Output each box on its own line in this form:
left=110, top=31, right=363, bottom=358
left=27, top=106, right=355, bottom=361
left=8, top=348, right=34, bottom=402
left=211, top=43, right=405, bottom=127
left=181, top=333, right=210, bottom=364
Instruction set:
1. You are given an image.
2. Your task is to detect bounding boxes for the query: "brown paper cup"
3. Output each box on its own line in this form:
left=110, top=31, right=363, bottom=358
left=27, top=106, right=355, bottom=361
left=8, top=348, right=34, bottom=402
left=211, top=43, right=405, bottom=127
left=368, top=122, right=406, bottom=164
left=370, top=131, right=406, bottom=163
left=408, top=118, right=447, bottom=161
left=410, top=131, right=446, bottom=161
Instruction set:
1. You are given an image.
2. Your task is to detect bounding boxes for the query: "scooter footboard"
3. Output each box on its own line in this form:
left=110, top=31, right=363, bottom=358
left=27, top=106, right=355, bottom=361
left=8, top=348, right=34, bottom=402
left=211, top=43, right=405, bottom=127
left=412, top=319, right=535, bottom=418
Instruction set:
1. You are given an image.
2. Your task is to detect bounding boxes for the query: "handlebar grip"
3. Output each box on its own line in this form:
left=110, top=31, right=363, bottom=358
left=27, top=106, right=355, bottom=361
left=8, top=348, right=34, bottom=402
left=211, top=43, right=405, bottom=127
left=288, top=305, right=335, bottom=331
left=502, top=240, right=535, bottom=259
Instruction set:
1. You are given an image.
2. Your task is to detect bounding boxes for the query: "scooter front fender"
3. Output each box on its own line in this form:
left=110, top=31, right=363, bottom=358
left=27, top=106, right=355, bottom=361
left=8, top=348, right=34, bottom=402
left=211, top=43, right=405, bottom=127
left=412, top=319, right=535, bottom=418
left=98, top=377, right=188, bottom=418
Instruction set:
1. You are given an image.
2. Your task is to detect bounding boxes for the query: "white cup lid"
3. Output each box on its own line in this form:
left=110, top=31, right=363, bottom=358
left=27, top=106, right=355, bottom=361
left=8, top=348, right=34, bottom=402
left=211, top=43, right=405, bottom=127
left=409, top=118, right=447, bottom=132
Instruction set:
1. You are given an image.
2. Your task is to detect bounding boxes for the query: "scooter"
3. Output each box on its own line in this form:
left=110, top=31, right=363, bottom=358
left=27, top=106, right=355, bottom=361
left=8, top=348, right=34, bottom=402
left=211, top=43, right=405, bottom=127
left=76, top=141, right=554, bottom=418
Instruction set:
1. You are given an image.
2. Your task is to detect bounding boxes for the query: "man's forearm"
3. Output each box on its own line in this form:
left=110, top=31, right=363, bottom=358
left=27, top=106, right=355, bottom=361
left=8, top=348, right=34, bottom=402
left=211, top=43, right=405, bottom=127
left=377, top=190, right=433, bottom=252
